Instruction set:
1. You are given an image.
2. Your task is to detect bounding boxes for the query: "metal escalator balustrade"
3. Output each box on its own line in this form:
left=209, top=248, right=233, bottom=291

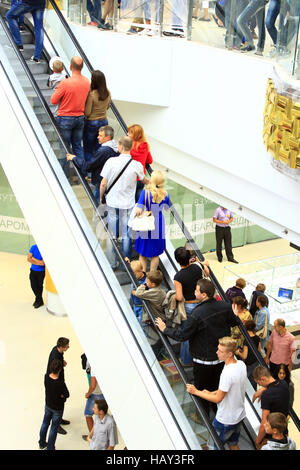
left=0, top=12, right=226, bottom=451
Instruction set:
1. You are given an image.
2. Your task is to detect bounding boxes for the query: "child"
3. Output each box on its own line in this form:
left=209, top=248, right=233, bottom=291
left=130, top=260, right=146, bottom=325
left=261, top=413, right=296, bottom=450
left=132, top=270, right=166, bottom=321
left=48, top=58, right=67, bottom=117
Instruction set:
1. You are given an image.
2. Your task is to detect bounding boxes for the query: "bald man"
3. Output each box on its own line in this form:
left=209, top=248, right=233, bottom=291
left=51, top=56, right=90, bottom=178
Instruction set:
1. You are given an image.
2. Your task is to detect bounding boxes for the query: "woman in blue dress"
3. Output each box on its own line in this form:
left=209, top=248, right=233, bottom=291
left=135, top=170, right=171, bottom=272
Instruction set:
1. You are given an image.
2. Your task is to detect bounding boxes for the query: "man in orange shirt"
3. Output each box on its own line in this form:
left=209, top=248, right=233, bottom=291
left=51, top=56, right=90, bottom=178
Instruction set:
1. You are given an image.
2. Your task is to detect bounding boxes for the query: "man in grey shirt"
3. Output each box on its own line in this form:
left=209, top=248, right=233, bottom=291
left=87, top=399, right=118, bottom=450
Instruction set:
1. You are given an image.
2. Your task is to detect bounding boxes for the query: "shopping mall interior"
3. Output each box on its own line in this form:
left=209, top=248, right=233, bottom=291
left=0, top=0, right=300, bottom=451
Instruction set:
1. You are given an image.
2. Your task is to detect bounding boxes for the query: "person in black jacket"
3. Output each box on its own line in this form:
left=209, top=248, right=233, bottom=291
left=67, top=125, right=119, bottom=203
left=156, top=278, right=239, bottom=415
left=39, top=359, right=70, bottom=450
left=46, top=337, right=70, bottom=435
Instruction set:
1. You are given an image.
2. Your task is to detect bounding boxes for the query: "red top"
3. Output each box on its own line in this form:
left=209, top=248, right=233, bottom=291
left=51, top=74, right=90, bottom=116
left=130, top=142, right=153, bottom=180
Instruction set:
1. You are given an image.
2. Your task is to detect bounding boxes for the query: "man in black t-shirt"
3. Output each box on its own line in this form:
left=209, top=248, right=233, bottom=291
left=39, top=359, right=69, bottom=450
left=46, top=337, right=70, bottom=434
left=252, top=366, right=290, bottom=449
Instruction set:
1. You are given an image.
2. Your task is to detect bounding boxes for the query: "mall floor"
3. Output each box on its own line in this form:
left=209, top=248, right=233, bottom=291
left=0, top=238, right=299, bottom=450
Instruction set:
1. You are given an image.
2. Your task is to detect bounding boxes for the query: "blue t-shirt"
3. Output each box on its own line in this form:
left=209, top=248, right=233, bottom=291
left=29, top=244, right=45, bottom=272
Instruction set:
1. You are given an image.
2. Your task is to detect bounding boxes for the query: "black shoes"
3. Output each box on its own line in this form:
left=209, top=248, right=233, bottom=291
left=33, top=300, right=44, bottom=308
left=61, top=419, right=70, bottom=425
left=218, top=258, right=222, bottom=263
left=241, top=45, right=255, bottom=52
left=57, top=425, right=67, bottom=435
left=228, top=259, right=239, bottom=264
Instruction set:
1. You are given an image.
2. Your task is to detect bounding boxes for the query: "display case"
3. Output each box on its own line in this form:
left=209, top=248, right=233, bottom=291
left=223, top=253, right=300, bottom=327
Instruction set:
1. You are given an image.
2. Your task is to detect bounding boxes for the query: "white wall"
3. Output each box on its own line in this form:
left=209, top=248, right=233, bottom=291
left=61, top=21, right=300, bottom=243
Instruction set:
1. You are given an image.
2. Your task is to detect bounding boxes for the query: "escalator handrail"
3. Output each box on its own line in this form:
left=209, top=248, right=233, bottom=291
left=45, top=0, right=300, bottom=433
left=0, top=14, right=226, bottom=450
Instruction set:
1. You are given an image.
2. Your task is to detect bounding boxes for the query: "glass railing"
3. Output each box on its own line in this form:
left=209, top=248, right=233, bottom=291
left=57, top=0, right=300, bottom=79
left=0, top=11, right=227, bottom=450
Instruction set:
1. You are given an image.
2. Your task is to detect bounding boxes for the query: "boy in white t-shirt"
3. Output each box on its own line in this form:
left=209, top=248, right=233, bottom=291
left=187, top=337, right=246, bottom=450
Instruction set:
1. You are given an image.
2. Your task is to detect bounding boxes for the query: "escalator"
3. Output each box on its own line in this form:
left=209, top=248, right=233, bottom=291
left=0, top=1, right=299, bottom=450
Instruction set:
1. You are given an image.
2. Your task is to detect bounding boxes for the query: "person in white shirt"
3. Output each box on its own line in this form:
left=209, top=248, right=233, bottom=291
left=100, top=136, right=148, bottom=268
left=187, top=336, right=246, bottom=450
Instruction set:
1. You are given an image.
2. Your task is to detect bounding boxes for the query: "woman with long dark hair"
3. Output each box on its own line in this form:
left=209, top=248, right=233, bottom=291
left=83, top=70, right=111, bottom=162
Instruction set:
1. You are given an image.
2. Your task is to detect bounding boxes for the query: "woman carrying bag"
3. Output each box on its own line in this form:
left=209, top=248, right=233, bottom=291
left=134, top=170, right=170, bottom=272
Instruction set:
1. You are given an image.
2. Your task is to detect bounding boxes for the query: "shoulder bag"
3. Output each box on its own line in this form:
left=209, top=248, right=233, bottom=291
left=131, top=190, right=155, bottom=232
left=256, top=310, right=268, bottom=339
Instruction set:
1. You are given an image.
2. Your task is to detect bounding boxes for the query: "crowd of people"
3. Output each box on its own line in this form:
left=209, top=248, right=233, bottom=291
left=7, top=0, right=297, bottom=449
left=21, top=51, right=298, bottom=449
left=5, top=0, right=300, bottom=65
left=83, top=0, right=300, bottom=56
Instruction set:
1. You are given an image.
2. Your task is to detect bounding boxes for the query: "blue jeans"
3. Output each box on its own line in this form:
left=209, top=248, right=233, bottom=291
left=11, top=0, right=24, bottom=26
left=236, top=0, right=266, bottom=50
left=266, top=0, right=281, bottom=45
left=6, top=3, right=44, bottom=59
left=107, top=206, right=132, bottom=268
left=83, top=118, right=108, bottom=163
left=87, top=0, right=102, bottom=24
left=213, top=418, right=242, bottom=449
left=56, top=115, right=85, bottom=179
left=84, top=393, right=104, bottom=416
left=39, top=405, right=63, bottom=450
left=180, top=303, right=199, bottom=365
left=225, top=0, right=249, bottom=47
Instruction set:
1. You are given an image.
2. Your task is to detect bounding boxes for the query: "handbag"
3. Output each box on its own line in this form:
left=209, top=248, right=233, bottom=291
left=256, top=310, right=268, bottom=339
left=131, top=190, right=155, bottom=232
left=194, top=261, right=209, bottom=279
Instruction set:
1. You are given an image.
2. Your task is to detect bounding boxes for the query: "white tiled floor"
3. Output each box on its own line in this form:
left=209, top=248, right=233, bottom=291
left=0, top=237, right=299, bottom=450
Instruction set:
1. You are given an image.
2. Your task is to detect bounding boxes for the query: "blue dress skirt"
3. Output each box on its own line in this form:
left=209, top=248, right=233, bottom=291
left=135, top=189, right=171, bottom=258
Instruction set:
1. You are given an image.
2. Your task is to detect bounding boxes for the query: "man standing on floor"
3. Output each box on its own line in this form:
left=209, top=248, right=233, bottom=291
left=51, top=56, right=90, bottom=178
left=87, top=399, right=118, bottom=450
left=6, top=0, right=45, bottom=62
left=46, top=337, right=70, bottom=435
left=39, top=359, right=70, bottom=450
left=27, top=243, right=45, bottom=308
left=213, top=206, right=238, bottom=263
